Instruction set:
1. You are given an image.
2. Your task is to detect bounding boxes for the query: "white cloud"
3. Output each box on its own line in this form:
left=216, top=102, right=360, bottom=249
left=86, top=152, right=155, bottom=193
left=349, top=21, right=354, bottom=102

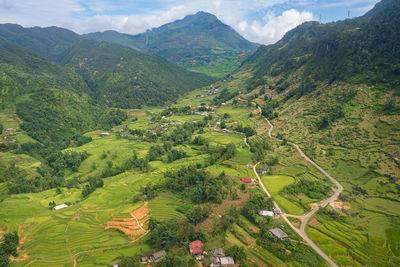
left=238, top=9, right=316, bottom=44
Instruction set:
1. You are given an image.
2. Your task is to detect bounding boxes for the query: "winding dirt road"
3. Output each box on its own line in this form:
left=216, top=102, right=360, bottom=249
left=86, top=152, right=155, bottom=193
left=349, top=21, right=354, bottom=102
left=253, top=106, right=343, bottom=267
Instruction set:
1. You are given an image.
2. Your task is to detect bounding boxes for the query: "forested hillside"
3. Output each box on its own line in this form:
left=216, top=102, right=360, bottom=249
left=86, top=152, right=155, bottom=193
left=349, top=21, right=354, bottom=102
left=0, top=24, right=80, bottom=62
left=244, top=0, right=400, bottom=94
left=0, top=38, right=125, bottom=145
left=84, top=12, right=259, bottom=77
left=59, top=39, right=213, bottom=108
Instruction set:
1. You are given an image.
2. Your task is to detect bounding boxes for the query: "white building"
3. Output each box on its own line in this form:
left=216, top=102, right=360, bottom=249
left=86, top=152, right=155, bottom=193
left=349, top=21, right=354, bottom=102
left=53, top=204, right=68, bottom=210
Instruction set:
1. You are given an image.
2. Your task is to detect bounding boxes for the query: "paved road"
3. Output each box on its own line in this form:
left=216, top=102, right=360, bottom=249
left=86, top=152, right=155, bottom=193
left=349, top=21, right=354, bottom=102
left=253, top=106, right=342, bottom=267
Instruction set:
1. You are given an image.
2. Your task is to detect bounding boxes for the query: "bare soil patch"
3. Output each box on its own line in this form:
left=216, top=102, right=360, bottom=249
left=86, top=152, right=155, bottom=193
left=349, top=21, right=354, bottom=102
left=309, top=218, right=321, bottom=227
left=329, top=201, right=351, bottom=210
left=127, top=112, right=146, bottom=116
left=105, top=204, right=149, bottom=242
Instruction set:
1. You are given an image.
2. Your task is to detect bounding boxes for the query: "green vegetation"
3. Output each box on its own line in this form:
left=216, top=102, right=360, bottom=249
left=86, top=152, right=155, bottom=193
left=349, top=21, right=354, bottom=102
left=1, top=1, right=399, bottom=265
left=261, top=175, right=304, bottom=215
left=83, top=12, right=258, bottom=77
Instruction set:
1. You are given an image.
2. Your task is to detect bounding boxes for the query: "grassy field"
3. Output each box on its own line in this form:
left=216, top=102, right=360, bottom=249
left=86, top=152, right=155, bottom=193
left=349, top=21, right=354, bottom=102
left=261, top=175, right=305, bottom=215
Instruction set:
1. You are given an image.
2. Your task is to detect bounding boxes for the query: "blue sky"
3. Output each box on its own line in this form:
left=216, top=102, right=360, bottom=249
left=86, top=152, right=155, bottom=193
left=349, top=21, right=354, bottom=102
left=0, top=0, right=380, bottom=44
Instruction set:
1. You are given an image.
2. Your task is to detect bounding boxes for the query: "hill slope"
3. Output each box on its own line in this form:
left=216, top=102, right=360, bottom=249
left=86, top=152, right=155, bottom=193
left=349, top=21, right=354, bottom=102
left=58, top=39, right=214, bottom=108
left=216, top=1, right=400, bottom=264
left=84, top=11, right=259, bottom=77
left=0, top=23, right=81, bottom=62
left=0, top=38, right=124, bottom=145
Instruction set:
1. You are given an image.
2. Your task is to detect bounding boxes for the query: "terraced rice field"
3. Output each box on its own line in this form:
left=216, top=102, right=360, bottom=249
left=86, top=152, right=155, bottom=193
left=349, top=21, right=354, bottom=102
left=308, top=217, right=400, bottom=266
left=148, top=193, right=185, bottom=221
left=105, top=204, right=149, bottom=242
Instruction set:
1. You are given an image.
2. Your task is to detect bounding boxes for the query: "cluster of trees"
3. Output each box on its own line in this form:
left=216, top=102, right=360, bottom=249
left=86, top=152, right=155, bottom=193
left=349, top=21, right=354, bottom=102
left=149, top=218, right=208, bottom=250
left=81, top=176, right=104, bottom=198
left=236, top=124, right=256, bottom=137
left=206, top=143, right=236, bottom=165
left=164, top=166, right=228, bottom=204
left=0, top=232, right=19, bottom=267
left=318, top=105, right=344, bottom=129
left=166, top=121, right=206, bottom=145
left=261, top=100, right=279, bottom=120
left=242, top=193, right=274, bottom=226
left=45, top=150, right=89, bottom=176
left=69, top=134, right=92, bottom=146
left=283, top=180, right=330, bottom=199
left=167, top=149, right=187, bottom=163
left=249, top=138, right=271, bottom=163
left=213, top=88, right=238, bottom=104
left=147, top=145, right=165, bottom=161
left=16, top=89, right=127, bottom=146
left=186, top=206, right=210, bottom=225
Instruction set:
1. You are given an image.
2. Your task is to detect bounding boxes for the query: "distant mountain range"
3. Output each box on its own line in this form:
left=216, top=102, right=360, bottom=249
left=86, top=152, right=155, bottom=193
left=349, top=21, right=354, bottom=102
left=0, top=12, right=258, bottom=78
left=84, top=12, right=258, bottom=77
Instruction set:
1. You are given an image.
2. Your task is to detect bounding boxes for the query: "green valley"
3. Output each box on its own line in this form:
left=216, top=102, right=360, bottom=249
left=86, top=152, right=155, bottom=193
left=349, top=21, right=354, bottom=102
left=0, top=1, right=400, bottom=267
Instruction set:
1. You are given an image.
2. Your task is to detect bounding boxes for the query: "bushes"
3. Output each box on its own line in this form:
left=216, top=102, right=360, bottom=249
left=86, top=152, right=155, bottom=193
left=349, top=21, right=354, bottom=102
left=241, top=193, right=273, bottom=225
left=164, top=165, right=227, bottom=203
left=167, top=149, right=187, bottom=163
left=176, top=203, right=193, bottom=214
left=0, top=231, right=19, bottom=266
left=283, top=180, right=330, bottom=199
left=318, top=105, right=344, bottom=129
left=81, top=176, right=104, bottom=198
left=186, top=206, right=210, bottom=225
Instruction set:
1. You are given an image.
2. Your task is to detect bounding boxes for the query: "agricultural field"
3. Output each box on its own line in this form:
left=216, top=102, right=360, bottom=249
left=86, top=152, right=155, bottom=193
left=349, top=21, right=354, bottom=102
left=261, top=175, right=304, bottom=215
left=1, top=67, right=398, bottom=267
left=0, top=89, right=332, bottom=267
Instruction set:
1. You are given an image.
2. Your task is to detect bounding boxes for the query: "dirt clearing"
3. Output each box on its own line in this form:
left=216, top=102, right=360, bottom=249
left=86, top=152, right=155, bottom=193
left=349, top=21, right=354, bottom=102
left=105, top=204, right=149, bottom=242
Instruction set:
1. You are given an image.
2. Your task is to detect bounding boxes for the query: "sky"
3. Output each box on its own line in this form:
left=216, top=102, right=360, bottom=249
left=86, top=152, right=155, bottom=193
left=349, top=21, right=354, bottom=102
left=0, top=0, right=380, bottom=44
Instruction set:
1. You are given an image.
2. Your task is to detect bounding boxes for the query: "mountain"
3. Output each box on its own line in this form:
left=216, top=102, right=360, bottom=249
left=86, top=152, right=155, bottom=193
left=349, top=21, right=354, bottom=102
left=58, top=39, right=214, bottom=108
left=0, top=23, right=214, bottom=108
left=0, top=23, right=81, bottom=62
left=217, top=1, right=400, bottom=264
left=83, top=11, right=259, bottom=77
left=0, top=38, right=125, bottom=145
left=245, top=0, right=400, bottom=91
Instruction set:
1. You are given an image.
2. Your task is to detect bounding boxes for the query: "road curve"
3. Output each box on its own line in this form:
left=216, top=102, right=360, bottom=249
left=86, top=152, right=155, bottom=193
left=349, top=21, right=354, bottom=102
left=254, top=106, right=342, bottom=267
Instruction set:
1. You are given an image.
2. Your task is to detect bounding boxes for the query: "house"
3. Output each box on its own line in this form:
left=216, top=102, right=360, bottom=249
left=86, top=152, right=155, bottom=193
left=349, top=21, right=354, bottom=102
left=141, top=256, right=148, bottom=264
left=220, top=256, right=235, bottom=266
left=212, top=248, right=225, bottom=257
left=269, top=228, right=288, bottom=240
left=53, top=204, right=68, bottom=210
left=246, top=164, right=252, bottom=169
left=259, top=210, right=274, bottom=217
left=151, top=250, right=166, bottom=262
left=5, top=128, right=15, bottom=132
left=99, top=132, right=110, bottom=136
left=189, top=240, right=204, bottom=255
left=241, top=178, right=252, bottom=183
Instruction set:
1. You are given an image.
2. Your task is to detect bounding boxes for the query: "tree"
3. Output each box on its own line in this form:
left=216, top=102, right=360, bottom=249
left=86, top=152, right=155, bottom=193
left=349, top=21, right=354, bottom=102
left=229, top=245, right=247, bottom=262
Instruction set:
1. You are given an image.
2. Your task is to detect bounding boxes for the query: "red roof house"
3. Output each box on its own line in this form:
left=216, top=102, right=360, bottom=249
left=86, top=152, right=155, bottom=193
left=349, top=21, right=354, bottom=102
left=241, top=178, right=252, bottom=183
left=189, top=240, right=204, bottom=255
